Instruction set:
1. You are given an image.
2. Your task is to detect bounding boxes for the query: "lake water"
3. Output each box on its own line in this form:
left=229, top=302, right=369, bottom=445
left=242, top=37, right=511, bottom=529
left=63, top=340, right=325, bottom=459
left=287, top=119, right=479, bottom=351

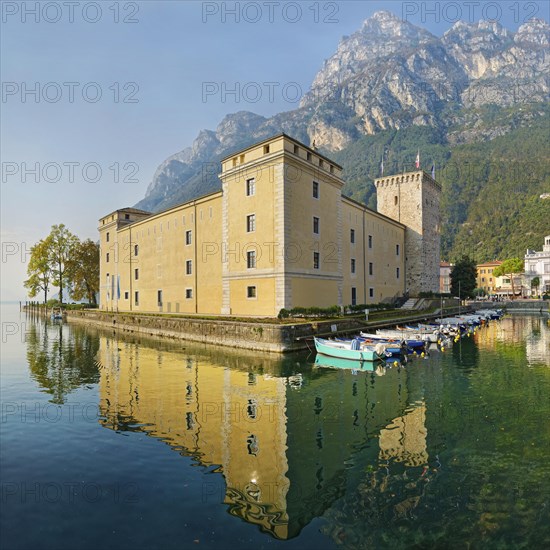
left=1, top=303, right=549, bottom=549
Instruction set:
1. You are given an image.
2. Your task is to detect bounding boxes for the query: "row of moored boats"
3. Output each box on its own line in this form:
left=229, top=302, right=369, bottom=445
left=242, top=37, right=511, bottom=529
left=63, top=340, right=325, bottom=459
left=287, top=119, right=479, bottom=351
left=313, top=309, right=504, bottom=365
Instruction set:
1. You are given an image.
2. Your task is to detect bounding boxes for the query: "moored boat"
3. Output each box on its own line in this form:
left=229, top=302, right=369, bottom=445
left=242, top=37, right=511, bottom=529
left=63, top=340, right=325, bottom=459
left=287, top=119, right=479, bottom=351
left=314, top=337, right=385, bottom=362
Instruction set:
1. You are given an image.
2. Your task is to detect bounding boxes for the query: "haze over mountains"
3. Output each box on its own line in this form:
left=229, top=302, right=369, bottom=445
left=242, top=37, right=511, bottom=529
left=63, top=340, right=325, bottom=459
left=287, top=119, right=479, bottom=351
left=135, top=11, right=550, bottom=262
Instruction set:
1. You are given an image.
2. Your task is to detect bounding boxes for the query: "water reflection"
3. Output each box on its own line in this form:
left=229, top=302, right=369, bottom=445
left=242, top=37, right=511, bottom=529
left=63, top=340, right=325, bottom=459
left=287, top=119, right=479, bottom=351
left=26, top=319, right=100, bottom=404
left=474, top=314, right=550, bottom=366
left=95, top=334, right=426, bottom=540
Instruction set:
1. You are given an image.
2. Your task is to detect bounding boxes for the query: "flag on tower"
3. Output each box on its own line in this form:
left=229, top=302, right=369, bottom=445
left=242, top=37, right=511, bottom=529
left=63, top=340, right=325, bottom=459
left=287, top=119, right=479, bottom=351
left=415, top=150, right=420, bottom=169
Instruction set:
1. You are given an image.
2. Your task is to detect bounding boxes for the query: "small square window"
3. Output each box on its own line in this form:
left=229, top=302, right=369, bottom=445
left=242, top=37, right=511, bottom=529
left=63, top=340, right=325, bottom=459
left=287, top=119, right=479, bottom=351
left=313, top=181, right=319, bottom=199
left=125, top=214, right=130, bottom=220
left=319, top=159, right=324, bottom=169
left=247, top=250, right=256, bottom=269
left=186, top=260, right=192, bottom=275
left=134, top=268, right=139, bottom=280
left=369, top=288, right=374, bottom=298
left=186, top=288, right=193, bottom=299
left=313, top=252, right=320, bottom=270
left=263, top=144, right=270, bottom=154
left=350, top=229, right=355, bottom=244
left=247, top=286, right=257, bottom=298
left=368, top=235, right=373, bottom=249
left=246, top=214, right=256, bottom=232
left=293, top=144, right=299, bottom=154
left=134, top=291, right=139, bottom=305
left=307, top=152, right=312, bottom=161
left=313, top=216, right=319, bottom=234
left=186, top=230, right=192, bottom=245
left=246, top=178, right=255, bottom=196
left=351, top=259, right=356, bottom=274
left=124, top=291, right=129, bottom=300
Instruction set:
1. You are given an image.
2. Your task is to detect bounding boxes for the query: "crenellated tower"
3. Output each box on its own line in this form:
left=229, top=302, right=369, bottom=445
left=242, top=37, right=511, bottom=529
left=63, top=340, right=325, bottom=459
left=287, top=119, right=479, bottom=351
left=375, top=171, right=441, bottom=295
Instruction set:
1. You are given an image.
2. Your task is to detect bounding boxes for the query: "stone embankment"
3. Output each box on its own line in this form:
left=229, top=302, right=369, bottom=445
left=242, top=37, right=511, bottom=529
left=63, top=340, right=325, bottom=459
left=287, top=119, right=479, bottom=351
left=66, top=306, right=470, bottom=353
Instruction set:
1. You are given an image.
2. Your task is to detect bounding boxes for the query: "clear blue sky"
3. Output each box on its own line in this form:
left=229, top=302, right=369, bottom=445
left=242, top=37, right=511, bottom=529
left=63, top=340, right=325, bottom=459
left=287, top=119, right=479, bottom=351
left=2, top=1, right=549, bottom=300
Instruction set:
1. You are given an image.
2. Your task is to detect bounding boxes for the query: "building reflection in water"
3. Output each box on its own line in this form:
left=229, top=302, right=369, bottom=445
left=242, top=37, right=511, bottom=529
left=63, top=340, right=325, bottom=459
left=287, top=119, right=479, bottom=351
left=474, top=314, right=550, bottom=365
left=97, top=335, right=429, bottom=540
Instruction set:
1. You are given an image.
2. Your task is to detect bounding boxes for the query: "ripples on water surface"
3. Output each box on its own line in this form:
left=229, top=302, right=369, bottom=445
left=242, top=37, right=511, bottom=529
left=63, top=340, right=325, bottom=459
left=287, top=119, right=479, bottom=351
left=1, top=304, right=549, bottom=549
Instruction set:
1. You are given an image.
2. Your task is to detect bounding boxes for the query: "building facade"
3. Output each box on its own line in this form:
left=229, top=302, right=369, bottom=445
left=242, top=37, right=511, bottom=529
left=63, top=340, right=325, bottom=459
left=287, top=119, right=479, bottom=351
left=476, top=261, right=502, bottom=295
left=440, top=262, right=453, bottom=294
left=525, top=236, right=550, bottom=295
left=99, top=134, right=440, bottom=316
left=374, top=170, right=441, bottom=295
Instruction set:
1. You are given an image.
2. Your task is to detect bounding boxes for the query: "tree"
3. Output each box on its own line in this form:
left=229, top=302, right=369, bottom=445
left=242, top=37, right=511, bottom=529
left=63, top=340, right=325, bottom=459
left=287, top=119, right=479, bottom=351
left=69, top=239, right=100, bottom=305
left=493, top=258, right=524, bottom=300
left=450, top=256, right=477, bottom=299
left=47, top=224, right=79, bottom=305
left=24, top=238, right=53, bottom=304
left=531, top=276, right=540, bottom=297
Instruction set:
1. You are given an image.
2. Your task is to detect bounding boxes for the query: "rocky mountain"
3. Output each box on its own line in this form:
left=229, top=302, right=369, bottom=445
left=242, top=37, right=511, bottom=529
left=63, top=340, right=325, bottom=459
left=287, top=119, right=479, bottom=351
left=135, top=11, right=549, bottom=260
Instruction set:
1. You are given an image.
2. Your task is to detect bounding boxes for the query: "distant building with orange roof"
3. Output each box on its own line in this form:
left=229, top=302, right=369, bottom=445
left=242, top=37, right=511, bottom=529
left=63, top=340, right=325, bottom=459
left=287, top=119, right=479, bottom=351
left=476, top=260, right=502, bottom=294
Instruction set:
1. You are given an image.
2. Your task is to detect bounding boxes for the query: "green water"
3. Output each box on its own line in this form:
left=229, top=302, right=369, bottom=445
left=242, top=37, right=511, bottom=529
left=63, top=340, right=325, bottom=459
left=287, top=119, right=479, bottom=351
left=1, top=304, right=549, bottom=549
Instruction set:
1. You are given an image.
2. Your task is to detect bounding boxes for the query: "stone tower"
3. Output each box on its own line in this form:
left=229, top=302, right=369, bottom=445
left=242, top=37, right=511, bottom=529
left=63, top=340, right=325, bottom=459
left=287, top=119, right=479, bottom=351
left=374, top=170, right=441, bottom=295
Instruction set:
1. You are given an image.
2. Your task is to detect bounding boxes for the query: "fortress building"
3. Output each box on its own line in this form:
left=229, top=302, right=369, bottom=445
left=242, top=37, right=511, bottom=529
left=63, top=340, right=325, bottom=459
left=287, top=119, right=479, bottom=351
left=99, top=134, right=441, bottom=316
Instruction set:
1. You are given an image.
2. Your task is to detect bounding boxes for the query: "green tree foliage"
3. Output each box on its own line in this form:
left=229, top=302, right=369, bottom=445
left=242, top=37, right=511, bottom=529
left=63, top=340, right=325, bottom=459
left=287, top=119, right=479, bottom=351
left=450, top=256, right=477, bottom=299
left=24, top=238, right=53, bottom=304
left=69, top=239, right=100, bottom=305
left=47, top=224, right=79, bottom=305
left=493, top=258, right=524, bottom=299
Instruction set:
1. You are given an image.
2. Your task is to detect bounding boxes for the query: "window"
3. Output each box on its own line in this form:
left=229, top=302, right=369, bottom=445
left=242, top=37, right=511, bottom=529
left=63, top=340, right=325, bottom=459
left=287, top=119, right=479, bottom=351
left=246, top=178, right=255, bottom=196
left=134, top=244, right=138, bottom=256
left=246, top=214, right=256, bottom=232
left=394, top=196, right=398, bottom=206
left=247, top=286, right=257, bottom=298
left=106, top=232, right=110, bottom=242
left=307, top=151, right=312, bottom=161
left=186, top=230, right=192, bottom=245
left=313, top=252, right=320, bottom=269
left=157, top=290, right=163, bottom=307
left=106, top=253, right=109, bottom=263
left=247, top=250, right=256, bottom=269
left=351, top=259, right=356, bottom=274
left=369, top=262, right=373, bottom=276
left=240, top=154, right=245, bottom=164
left=396, top=267, right=400, bottom=279
left=134, top=291, right=139, bottom=305
left=186, top=288, right=193, bottom=299
left=351, top=287, right=357, bottom=306
left=124, top=291, right=129, bottom=300
left=106, top=273, right=109, bottom=283
left=313, top=216, right=319, bottom=234
left=368, top=235, right=373, bottom=249
left=186, top=260, right=193, bottom=275
left=330, top=165, right=334, bottom=174
left=312, top=181, right=319, bottom=198
left=369, top=288, right=374, bottom=298
left=350, top=229, right=355, bottom=244
left=134, top=268, right=139, bottom=280
left=293, top=144, right=299, bottom=154
left=396, top=244, right=400, bottom=256
left=263, top=144, right=270, bottom=154
left=319, top=159, right=324, bottom=169
left=125, top=214, right=130, bottom=220
left=481, top=277, right=486, bottom=282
